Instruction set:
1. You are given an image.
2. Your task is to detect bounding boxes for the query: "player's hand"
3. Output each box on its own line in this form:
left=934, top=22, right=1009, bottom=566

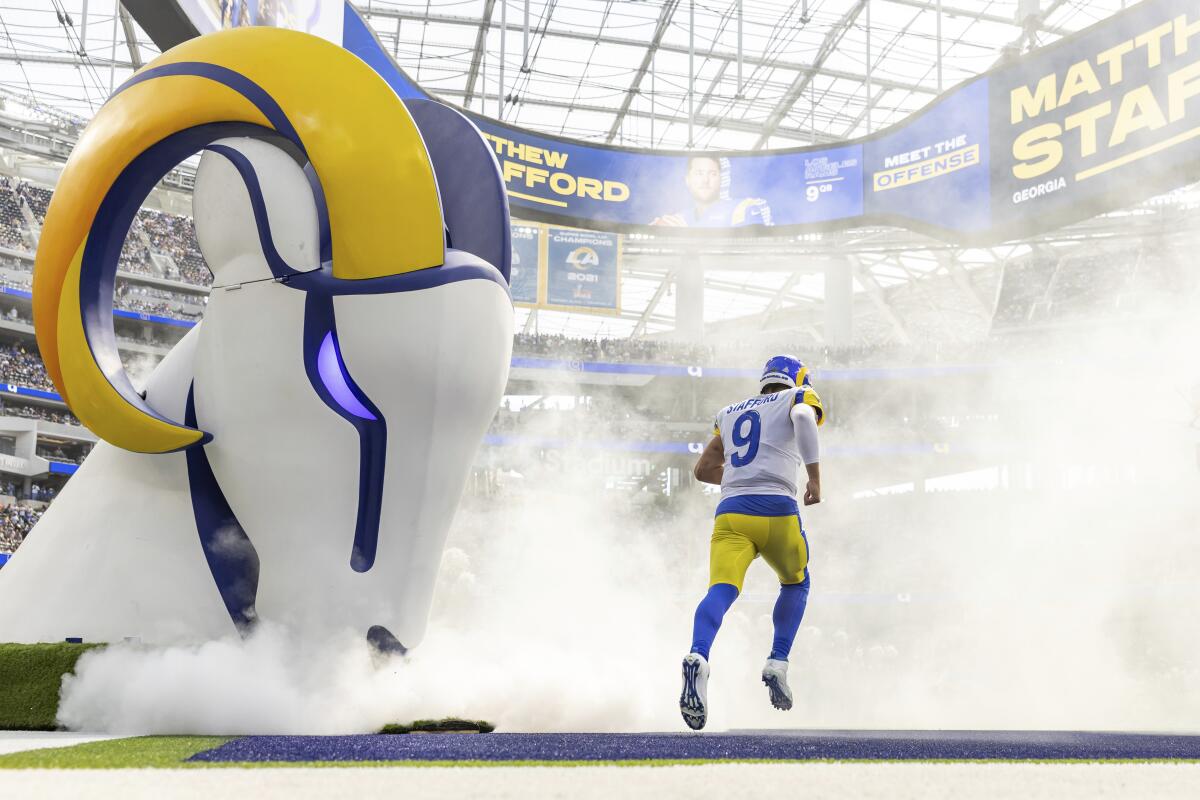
left=650, top=214, right=687, bottom=227
left=803, top=480, right=821, bottom=506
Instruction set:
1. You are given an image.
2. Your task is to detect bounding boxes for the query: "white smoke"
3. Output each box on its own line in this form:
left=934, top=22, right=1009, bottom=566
left=123, top=355, right=164, bottom=394
left=58, top=253, right=1200, bottom=735
left=57, top=477, right=695, bottom=733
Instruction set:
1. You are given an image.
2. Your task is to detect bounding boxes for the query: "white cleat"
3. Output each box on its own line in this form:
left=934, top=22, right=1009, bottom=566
left=680, top=653, right=710, bottom=730
left=762, top=658, right=793, bottom=711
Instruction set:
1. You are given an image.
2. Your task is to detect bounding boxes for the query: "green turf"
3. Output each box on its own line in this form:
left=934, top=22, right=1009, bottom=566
left=0, top=643, right=102, bottom=731
left=0, top=736, right=229, bottom=769
left=0, top=736, right=1196, bottom=769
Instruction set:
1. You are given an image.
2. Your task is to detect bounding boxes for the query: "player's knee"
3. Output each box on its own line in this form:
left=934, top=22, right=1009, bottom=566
left=782, top=573, right=810, bottom=592
left=695, top=582, right=739, bottom=623
left=707, top=582, right=740, bottom=602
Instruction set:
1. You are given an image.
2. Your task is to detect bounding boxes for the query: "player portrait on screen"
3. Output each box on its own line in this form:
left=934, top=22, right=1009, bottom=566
left=212, top=0, right=311, bottom=29
left=651, top=155, right=774, bottom=228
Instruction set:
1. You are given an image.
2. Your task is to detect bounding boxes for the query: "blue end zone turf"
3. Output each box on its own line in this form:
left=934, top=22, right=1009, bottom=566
left=188, top=730, right=1200, bottom=763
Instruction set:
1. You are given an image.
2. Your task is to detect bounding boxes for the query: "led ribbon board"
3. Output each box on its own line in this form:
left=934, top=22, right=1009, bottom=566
left=131, top=0, right=1200, bottom=243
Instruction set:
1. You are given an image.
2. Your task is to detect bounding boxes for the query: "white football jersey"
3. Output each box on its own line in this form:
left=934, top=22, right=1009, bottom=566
left=713, top=387, right=824, bottom=500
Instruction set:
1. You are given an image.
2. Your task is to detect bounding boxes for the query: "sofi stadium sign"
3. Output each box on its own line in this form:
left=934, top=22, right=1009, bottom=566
left=131, top=0, right=1200, bottom=244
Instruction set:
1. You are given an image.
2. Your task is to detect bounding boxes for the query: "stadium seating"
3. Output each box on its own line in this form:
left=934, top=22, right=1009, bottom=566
left=0, top=180, right=29, bottom=252
left=114, top=279, right=206, bottom=321
left=0, top=178, right=214, bottom=290
left=13, top=182, right=50, bottom=221
left=0, top=502, right=44, bottom=554
left=0, top=396, right=78, bottom=426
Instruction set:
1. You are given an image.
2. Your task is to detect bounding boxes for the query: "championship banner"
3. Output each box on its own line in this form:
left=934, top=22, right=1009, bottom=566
left=509, top=222, right=542, bottom=306
left=544, top=227, right=621, bottom=313
left=130, top=0, right=1200, bottom=244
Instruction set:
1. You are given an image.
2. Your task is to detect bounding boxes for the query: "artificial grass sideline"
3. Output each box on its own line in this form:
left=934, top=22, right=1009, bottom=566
left=0, top=643, right=101, bottom=731
left=0, top=736, right=229, bottom=769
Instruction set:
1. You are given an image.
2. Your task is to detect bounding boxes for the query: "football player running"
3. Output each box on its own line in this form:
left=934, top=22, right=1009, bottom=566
left=680, top=355, right=824, bottom=731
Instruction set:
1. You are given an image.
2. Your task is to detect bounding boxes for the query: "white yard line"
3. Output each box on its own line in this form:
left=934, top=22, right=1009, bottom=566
left=0, top=732, right=122, bottom=756
left=1, top=763, right=1199, bottom=800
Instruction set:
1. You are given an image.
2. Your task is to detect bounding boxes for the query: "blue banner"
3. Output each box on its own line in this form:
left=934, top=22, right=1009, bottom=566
left=1, top=384, right=63, bottom=401
left=112, top=309, right=195, bottom=328
left=545, top=227, right=620, bottom=311
left=509, top=223, right=541, bottom=305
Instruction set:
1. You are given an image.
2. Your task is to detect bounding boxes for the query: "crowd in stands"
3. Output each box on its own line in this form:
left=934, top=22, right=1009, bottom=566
left=0, top=178, right=30, bottom=251
left=0, top=177, right=214, bottom=290
left=115, top=280, right=205, bottom=321
left=140, top=209, right=196, bottom=264
left=509, top=332, right=998, bottom=369
left=118, top=223, right=156, bottom=277
left=491, top=399, right=703, bottom=444
left=0, top=477, right=54, bottom=554
left=138, top=210, right=213, bottom=286
left=14, top=182, right=51, bottom=221
left=0, top=479, right=57, bottom=501
left=0, top=397, right=78, bottom=426
left=0, top=503, right=41, bottom=554
left=36, top=444, right=88, bottom=465
left=0, top=342, right=54, bottom=391
left=513, top=333, right=713, bottom=365
left=174, top=253, right=213, bottom=287
left=28, top=483, right=55, bottom=502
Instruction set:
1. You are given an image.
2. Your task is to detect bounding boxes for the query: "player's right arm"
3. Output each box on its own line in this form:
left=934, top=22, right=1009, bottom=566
left=693, top=435, right=724, bottom=485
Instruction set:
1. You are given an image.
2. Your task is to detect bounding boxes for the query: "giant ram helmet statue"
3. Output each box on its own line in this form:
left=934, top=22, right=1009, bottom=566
left=0, top=27, right=514, bottom=649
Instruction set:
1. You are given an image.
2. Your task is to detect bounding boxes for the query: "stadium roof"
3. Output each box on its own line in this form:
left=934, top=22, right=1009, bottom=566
left=1, top=1, right=1132, bottom=149
left=0, top=1, right=1150, bottom=341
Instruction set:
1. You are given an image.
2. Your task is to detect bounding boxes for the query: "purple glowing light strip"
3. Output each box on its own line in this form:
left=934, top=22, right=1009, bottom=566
left=317, top=331, right=377, bottom=421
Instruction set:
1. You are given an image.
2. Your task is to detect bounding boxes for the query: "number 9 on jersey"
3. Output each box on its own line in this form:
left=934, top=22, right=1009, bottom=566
left=730, top=410, right=761, bottom=467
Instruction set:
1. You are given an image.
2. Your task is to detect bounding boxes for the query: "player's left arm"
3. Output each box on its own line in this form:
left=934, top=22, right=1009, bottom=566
left=693, top=436, right=724, bottom=485
left=791, top=401, right=821, bottom=506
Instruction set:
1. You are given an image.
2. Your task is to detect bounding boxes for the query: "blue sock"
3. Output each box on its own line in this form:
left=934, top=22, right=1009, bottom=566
left=769, top=576, right=810, bottom=661
left=690, top=583, right=739, bottom=661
